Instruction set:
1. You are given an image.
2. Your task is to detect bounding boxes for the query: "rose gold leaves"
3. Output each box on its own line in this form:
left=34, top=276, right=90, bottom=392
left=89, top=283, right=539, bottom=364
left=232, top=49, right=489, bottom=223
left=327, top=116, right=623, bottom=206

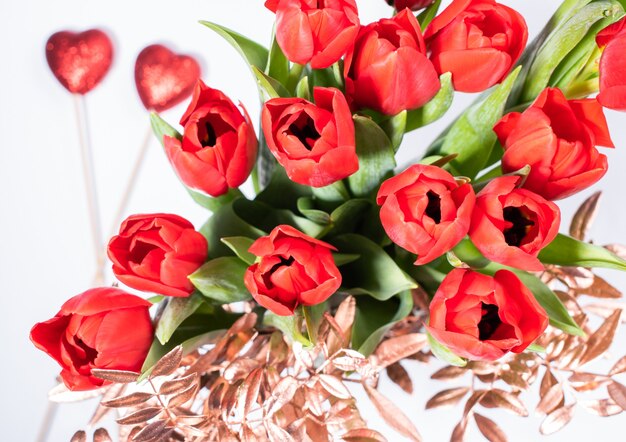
left=364, top=384, right=422, bottom=442
left=568, top=372, right=611, bottom=392
left=430, top=365, right=467, bottom=381
left=372, top=333, right=427, bottom=369
left=265, top=376, right=299, bottom=417
left=342, top=428, right=388, bottom=441
left=536, top=384, right=564, bottom=416
left=539, top=404, right=575, bottom=435
left=610, top=355, right=626, bottom=375
left=116, top=407, right=162, bottom=425
left=237, top=367, right=264, bottom=418
left=425, top=387, right=470, bottom=410
left=265, top=422, right=295, bottom=442
left=149, top=345, right=183, bottom=378
left=474, top=413, right=508, bottom=442
left=92, top=428, right=112, bottom=442
left=131, top=420, right=169, bottom=442
left=327, top=296, right=356, bottom=354
left=580, top=398, right=623, bottom=416
left=90, top=369, right=139, bottom=384
left=168, top=382, right=198, bottom=408
left=70, top=430, right=86, bottom=442
left=386, top=363, right=413, bottom=394
left=223, top=358, right=262, bottom=382
left=580, top=309, right=622, bottom=365
left=102, top=392, right=154, bottom=408
left=570, top=191, right=601, bottom=241
left=158, top=372, right=199, bottom=395
left=317, top=374, right=351, bottom=400
left=479, top=389, right=528, bottom=417
left=579, top=275, right=622, bottom=299
left=607, top=381, right=626, bottom=410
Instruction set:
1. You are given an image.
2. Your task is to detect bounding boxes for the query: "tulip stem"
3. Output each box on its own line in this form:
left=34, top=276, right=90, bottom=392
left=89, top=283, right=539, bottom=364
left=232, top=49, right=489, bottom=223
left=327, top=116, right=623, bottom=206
left=73, top=94, right=105, bottom=285
left=302, top=306, right=318, bottom=343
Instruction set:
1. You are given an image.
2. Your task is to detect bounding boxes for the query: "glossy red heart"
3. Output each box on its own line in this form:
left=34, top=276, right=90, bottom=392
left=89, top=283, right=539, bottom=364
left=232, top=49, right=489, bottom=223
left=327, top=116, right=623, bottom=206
left=45, top=29, right=114, bottom=94
left=135, top=44, right=201, bottom=112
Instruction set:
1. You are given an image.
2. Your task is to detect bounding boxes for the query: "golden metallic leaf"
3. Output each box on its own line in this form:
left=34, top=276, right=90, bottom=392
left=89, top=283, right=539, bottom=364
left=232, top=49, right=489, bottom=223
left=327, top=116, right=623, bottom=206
left=266, top=376, right=299, bottom=417
left=364, top=384, right=422, bottom=442
left=333, top=351, right=367, bottom=372
left=342, top=428, right=388, bottom=441
left=554, top=267, right=594, bottom=290
left=450, top=418, right=468, bottom=442
left=430, top=365, right=468, bottom=381
left=130, top=420, right=167, bottom=442
left=609, top=355, right=626, bottom=375
left=584, top=302, right=626, bottom=320
left=540, top=404, right=575, bottom=435
left=102, top=392, right=154, bottom=408
left=386, top=362, right=413, bottom=394
left=70, top=430, right=86, bottom=442
left=581, top=309, right=622, bottom=365
left=116, top=406, right=162, bottom=425
left=568, top=372, right=611, bottom=392
left=570, top=191, right=601, bottom=241
left=467, top=361, right=496, bottom=375
left=223, top=358, right=262, bottom=382
left=158, top=372, right=199, bottom=396
left=327, top=296, right=356, bottom=354
left=372, top=333, right=427, bottom=368
left=90, top=369, right=139, bottom=384
left=580, top=275, right=622, bottom=299
left=92, top=428, right=112, bottom=442
left=500, top=369, right=529, bottom=390
left=221, top=379, right=243, bottom=421
left=474, top=413, right=508, bottom=442
left=536, top=384, right=564, bottom=416
left=168, top=382, right=198, bottom=408
left=266, top=422, right=295, bottom=442
left=479, top=390, right=528, bottom=417
left=607, top=381, right=626, bottom=410
left=580, top=398, right=623, bottom=416
left=208, top=381, right=226, bottom=411
left=238, top=367, right=264, bottom=418
left=605, top=243, right=626, bottom=259
left=317, top=374, right=352, bottom=400
left=149, top=345, right=183, bottom=378
left=230, top=312, right=258, bottom=335
left=540, top=370, right=558, bottom=398
left=425, top=387, right=470, bottom=410
left=463, top=390, right=487, bottom=417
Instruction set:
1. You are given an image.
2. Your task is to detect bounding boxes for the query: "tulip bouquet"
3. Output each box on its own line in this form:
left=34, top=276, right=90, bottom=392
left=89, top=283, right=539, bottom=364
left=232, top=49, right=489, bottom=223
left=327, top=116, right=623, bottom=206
left=32, top=0, right=626, bottom=441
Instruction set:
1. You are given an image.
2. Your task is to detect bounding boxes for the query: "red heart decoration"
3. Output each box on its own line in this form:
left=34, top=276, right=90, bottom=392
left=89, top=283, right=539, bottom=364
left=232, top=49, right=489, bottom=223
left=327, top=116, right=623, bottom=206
left=135, top=44, right=202, bottom=112
left=46, top=29, right=114, bottom=95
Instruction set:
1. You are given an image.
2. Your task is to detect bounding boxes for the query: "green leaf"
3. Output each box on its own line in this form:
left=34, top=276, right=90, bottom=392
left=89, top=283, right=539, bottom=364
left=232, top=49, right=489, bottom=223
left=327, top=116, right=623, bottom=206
left=539, top=233, right=626, bottom=271
left=295, top=76, right=311, bottom=101
left=328, top=199, right=371, bottom=236
left=332, top=253, right=361, bottom=266
left=263, top=311, right=311, bottom=346
left=155, top=293, right=205, bottom=345
left=331, top=234, right=417, bottom=300
left=302, top=302, right=327, bottom=343
left=427, top=331, right=467, bottom=367
left=201, top=201, right=266, bottom=258
left=406, top=72, right=454, bottom=132
left=266, top=34, right=289, bottom=86
left=353, top=290, right=413, bottom=356
left=140, top=309, right=242, bottom=378
left=149, top=113, right=243, bottom=211
left=378, top=111, right=407, bottom=152
left=426, top=67, right=520, bottom=179
left=256, top=166, right=312, bottom=211
left=311, top=180, right=351, bottom=206
left=347, top=116, right=396, bottom=198
left=527, top=343, right=547, bottom=353
left=220, top=236, right=256, bottom=265
left=417, top=0, right=442, bottom=29
left=189, top=257, right=251, bottom=304
left=521, top=1, right=623, bottom=102
left=297, top=197, right=332, bottom=225
left=200, top=21, right=268, bottom=72
left=252, top=66, right=290, bottom=100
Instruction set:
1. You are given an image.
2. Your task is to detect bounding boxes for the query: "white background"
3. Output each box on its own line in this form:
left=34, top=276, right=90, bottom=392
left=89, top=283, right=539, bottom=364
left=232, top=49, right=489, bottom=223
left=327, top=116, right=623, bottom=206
left=1, top=0, right=625, bottom=440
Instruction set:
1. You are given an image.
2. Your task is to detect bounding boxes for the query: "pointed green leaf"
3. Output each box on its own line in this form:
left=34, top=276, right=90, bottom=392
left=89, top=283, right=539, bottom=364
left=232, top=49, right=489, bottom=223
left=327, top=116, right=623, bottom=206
left=427, top=331, right=468, bottom=367
left=347, top=116, right=396, bottom=198
left=427, top=67, right=520, bottom=179
left=252, top=66, right=290, bottom=100
left=353, top=290, right=413, bottom=356
left=297, top=197, right=332, bottom=225
left=220, top=236, right=257, bottom=265
left=331, top=234, right=417, bottom=300
left=263, top=311, right=311, bottom=346
left=379, top=110, right=407, bottom=152
left=266, top=34, right=290, bottom=86
left=200, top=21, right=268, bottom=71
left=295, top=75, right=311, bottom=101
left=417, top=0, right=442, bottom=29
left=155, top=293, right=205, bottom=345
left=332, top=253, right=361, bottom=266
left=311, top=180, right=351, bottom=206
left=256, top=166, right=312, bottom=211
left=406, top=72, right=454, bottom=132
left=539, top=233, right=626, bottom=271
left=189, top=257, right=251, bottom=304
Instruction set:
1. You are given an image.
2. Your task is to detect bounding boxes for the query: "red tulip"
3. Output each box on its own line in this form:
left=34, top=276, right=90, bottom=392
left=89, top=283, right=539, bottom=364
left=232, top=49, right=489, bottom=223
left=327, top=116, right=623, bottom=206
left=425, top=0, right=527, bottom=93
left=262, top=87, right=358, bottom=187
left=427, top=269, right=548, bottom=361
left=265, top=0, right=360, bottom=69
left=244, top=225, right=341, bottom=316
left=30, top=287, right=153, bottom=390
left=344, top=9, right=440, bottom=115
left=494, top=87, right=614, bottom=200
left=597, top=17, right=626, bottom=111
left=108, top=213, right=208, bottom=298
left=163, top=80, right=257, bottom=197
left=469, top=176, right=560, bottom=271
left=387, top=0, right=435, bottom=11
left=377, top=164, right=475, bottom=265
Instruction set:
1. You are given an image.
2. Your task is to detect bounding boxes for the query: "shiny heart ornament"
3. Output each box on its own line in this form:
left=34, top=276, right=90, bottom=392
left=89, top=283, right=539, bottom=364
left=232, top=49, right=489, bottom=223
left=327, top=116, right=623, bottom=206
left=135, top=44, right=201, bottom=112
left=45, top=29, right=114, bottom=94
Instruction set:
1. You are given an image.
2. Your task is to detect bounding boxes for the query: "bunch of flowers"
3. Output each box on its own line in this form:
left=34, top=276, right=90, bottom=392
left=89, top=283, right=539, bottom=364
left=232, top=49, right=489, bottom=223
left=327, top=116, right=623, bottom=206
left=33, top=0, right=626, bottom=440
